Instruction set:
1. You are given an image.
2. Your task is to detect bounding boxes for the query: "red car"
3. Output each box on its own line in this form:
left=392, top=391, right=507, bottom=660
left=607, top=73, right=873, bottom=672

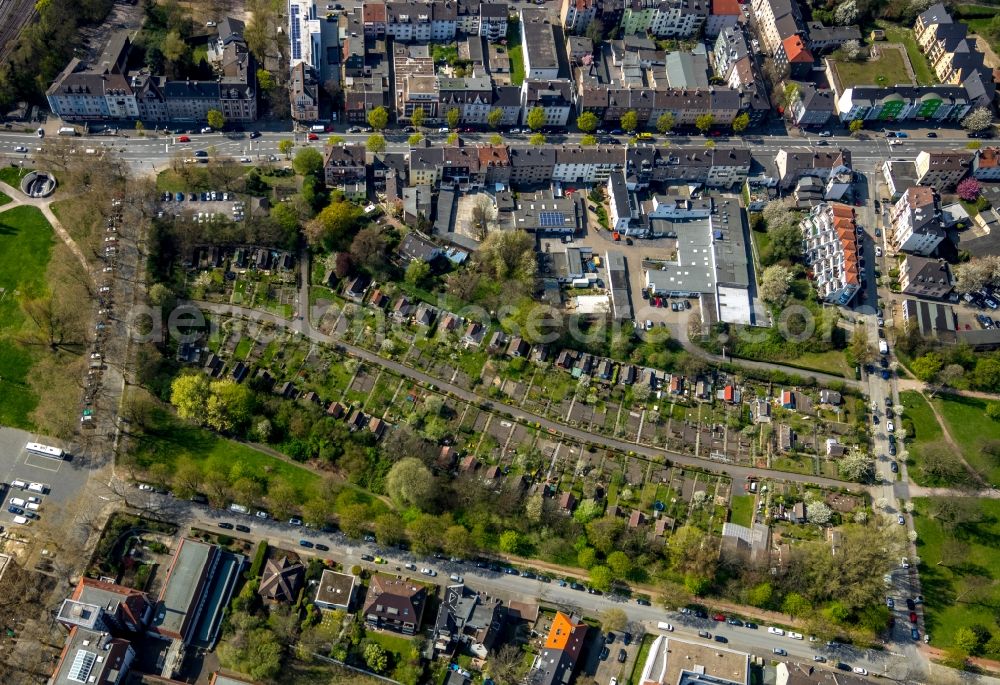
left=909, top=612, right=918, bottom=623
left=177, top=135, right=190, bottom=142
left=308, top=132, right=319, bottom=140
left=713, top=614, right=726, bottom=622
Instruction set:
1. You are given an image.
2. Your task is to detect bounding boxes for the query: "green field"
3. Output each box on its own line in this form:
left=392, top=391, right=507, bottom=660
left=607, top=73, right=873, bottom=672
left=772, top=349, right=851, bottom=377
left=829, top=45, right=911, bottom=89
left=133, top=410, right=319, bottom=493
left=730, top=495, right=754, bottom=528
left=899, top=390, right=944, bottom=485
left=0, top=166, right=30, bottom=188
left=507, top=20, right=524, bottom=86
left=0, top=205, right=56, bottom=426
left=881, top=26, right=935, bottom=86
left=931, top=394, right=1000, bottom=486
left=913, top=497, right=1000, bottom=650
left=0, top=191, right=11, bottom=206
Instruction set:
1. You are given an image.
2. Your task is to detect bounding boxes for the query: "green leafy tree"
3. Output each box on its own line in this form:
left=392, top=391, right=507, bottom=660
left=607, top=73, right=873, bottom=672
left=577, top=546, right=597, bottom=568
left=447, top=107, right=461, bottom=129
left=732, top=112, right=751, bottom=132
left=411, top=107, right=426, bottom=129
left=366, top=133, right=386, bottom=153
left=304, top=200, right=363, bottom=249
left=747, top=582, right=773, bottom=608
left=407, top=133, right=424, bottom=146
left=780, top=82, right=800, bottom=110
left=526, top=106, right=546, bottom=131
left=162, top=30, right=188, bottom=63
left=577, top=111, right=599, bottom=133
left=443, top=524, right=474, bottom=559
left=367, top=106, right=389, bottom=131
left=292, top=147, right=324, bottom=176
left=974, top=357, right=1000, bottom=390
left=580, top=134, right=597, bottom=146
left=207, top=109, right=225, bottom=130
left=405, top=260, right=431, bottom=287
left=498, top=530, right=524, bottom=554
left=620, top=110, right=638, bottom=133
left=364, top=642, right=388, bottom=673
left=656, top=112, right=675, bottom=134
left=782, top=592, right=812, bottom=617
left=206, top=379, right=255, bottom=433
left=954, top=627, right=982, bottom=654
left=683, top=573, right=710, bottom=596
left=277, top=139, right=294, bottom=157
left=589, top=565, right=614, bottom=591
left=529, top=133, right=546, bottom=146
left=487, top=108, right=504, bottom=128
left=912, top=353, right=944, bottom=383
left=695, top=113, right=715, bottom=133
left=171, top=374, right=210, bottom=422
left=385, top=457, right=435, bottom=510
left=607, top=551, right=632, bottom=578
left=327, top=135, right=344, bottom=145
left=849, top=119, right=864, bottom=134
left=256, top=68, right=275, bottom=92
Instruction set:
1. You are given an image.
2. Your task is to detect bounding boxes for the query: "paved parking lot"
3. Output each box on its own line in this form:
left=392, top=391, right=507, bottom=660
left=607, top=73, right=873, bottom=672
left=0, top=427, right=90, bottom=530
left=160, top=192, right=245, bottom=222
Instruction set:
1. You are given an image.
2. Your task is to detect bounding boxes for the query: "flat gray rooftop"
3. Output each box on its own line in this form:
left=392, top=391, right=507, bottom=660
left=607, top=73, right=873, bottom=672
left=155, top=538, right=213, bottom=639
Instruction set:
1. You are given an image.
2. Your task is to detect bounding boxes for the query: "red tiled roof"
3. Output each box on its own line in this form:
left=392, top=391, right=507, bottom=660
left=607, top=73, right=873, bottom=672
left=782, top=36, right=813, bottom=63
left=712, top=0, right=742, bottom=16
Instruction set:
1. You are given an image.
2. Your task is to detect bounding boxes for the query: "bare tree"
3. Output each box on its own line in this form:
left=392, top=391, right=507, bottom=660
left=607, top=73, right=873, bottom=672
left=470, top=196, right=496, bottom=240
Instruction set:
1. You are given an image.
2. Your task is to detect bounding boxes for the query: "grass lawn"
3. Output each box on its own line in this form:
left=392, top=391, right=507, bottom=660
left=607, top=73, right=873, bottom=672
left=899, top=390, right=944, bottom=485
left=507, top=20, right=524, bottom=86
left=0, top=205, right=56, bottom=427
left=132, top=408, right=319, bottom=493
left=365, top=629, right=414, bottom=657
left=880, top=26, right=935, bottom=86
left=913, top=497, right=1000, bottom=649
left=730, top=495, right=754, bottom=527
left=628, top=633, right=656, bottom=685
left=772, top=349, right=851, bottom=377
left=829, top=47, right=911, bottom=89
left=0, top=191, right=11, bottom=206
left=930, top=394, right=1000, bottom=486
left=0, top=166, right=30, bottom=188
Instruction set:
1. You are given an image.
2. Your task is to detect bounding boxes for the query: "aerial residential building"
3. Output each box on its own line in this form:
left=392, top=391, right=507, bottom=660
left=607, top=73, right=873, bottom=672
left=787, top=82, right=834, bottom=128
left=751, top=0, right=804, bottom=56
left=49, top=628, right=135, bottom=685
left=363, top=1, right=388, bottom=36
left=521, top=8, right=563, bottom=80
left=605, top=251, right=634, bottom=322
left=433, top=584, right=504, bottom=657
left=712, top=24, right=752, bottom=80
left=899, top=255, right=953, bottom=299
left=362, top=576, right=427, bottom=635
left=314, top=570, right=357, bottom=611
left=323, top=143, right=368, bottom=192
left=532, top=612, right=588, bottom=685
left=774, top=148, right=852, bottom=190
left=915, top=150, right=972, bottom=191
left=289, top=0, right=323, bottom=72
left=706, top=0, right=741, bottom=38
left=289, top=62, right=320, bottom=122
left=801, top=202, right=861, bottom=306
left=914, top=4, right=995, bottom=106
left=775, top=34, right=813, bottom=78
left=973, top=146, right=1000, bottom=180
left=386, top=0, right=458, bottom=41
left=58, top=578, right=152, bottom=635
left=439, top=75, right=494, bottom=124
left=480, top=2, right=509, bottom=39
left=561, top=0, right=598, bottom=33
left=258, top=557, right=305, bottom=603
left=648, top=0, right=709, bottom=37
left=889, top=186, right=947, bottom=256
left=608, top=170, right=635, bottom=231
left=522, top=79, right=574, bottom=127
left=805, top=22, right=861, bottom=52
left=393, top=42, right=437, bottom=120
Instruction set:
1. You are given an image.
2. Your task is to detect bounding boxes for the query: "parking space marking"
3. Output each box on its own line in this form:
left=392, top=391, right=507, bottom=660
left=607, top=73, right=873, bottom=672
left=23, top=453, right=62, bottom=473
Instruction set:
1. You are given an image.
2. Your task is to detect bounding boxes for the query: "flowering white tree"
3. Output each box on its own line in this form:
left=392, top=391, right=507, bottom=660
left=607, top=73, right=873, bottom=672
left=962, top=106, right=993, bottom=132
left=807, top=501, right=833, bottom=524
left=834, top=0, right=859, bottom=25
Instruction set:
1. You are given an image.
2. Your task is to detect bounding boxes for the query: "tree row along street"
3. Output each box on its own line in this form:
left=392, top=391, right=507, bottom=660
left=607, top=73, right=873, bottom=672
left=188, top=300, right=866, bottom=492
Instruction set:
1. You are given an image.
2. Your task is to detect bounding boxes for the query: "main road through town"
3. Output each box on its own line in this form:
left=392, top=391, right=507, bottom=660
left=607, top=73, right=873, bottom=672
left=0, top=125, right=979, bottom=172
left=129, top=486, right=926, bottom=682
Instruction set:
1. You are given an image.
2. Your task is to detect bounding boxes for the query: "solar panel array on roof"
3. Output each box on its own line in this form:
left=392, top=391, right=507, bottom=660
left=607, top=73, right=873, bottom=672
left=291, top=6, right=302, bottom=61
left=539, top=211, right=566, bottom=227
left=68, top=650, right=96, bottom=683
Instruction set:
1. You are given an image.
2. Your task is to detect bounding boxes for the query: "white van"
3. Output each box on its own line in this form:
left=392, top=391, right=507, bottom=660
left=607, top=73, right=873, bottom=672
left=229, top=503, right=250, bottom=514
left=449, top=573, right=464, bottom=583
left=310, top=124, right=327, bottom=133
left=657, top=622, right=674, bottom=632
left=788, top=631, right=804, bottom=640
left=25, top=502, right=40, bottom=511
left=26, top=482, right=47, bottom=494
left=10, top=479, right=26, bottom=489
left=9, top=497, right=26, bottom=507
left=57, top=126, right=77, bottom=136
left=12, top=515, right=28, bottom=525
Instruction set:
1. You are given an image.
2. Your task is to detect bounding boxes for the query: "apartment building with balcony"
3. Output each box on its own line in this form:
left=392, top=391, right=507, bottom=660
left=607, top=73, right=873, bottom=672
left=888, top=186, right=947, bottom=256
left=801, top=202, right=861, bottom=306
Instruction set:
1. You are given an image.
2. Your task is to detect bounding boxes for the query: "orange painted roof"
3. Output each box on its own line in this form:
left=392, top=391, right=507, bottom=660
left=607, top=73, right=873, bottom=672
left=712, top=0, right=742, bottom=16
left=829, top=202, right=859, bottom=285
left=545, top=611, right=587, bottom=651
left=782, top=36, right=813, bottom=63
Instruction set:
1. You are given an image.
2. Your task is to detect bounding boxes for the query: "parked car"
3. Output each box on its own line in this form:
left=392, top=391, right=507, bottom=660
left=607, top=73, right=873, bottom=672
left=315, top=543, right=330, bottom=551
left=235, top=524, right=250, bottom=533
left=599, top=647, right=610, bottom=660
left=217, top=521, right=234, bottom=529
left=178, top=135, right=190, bottom=142
left=697, top=631, right=711, bottom=639
left=773, top=648, right=787, bottom=656
left=618, top=648, right=627, bottom=662
left=299, top=539, right=314, bottom=548
left=361, top=554, right=374, bottom=561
